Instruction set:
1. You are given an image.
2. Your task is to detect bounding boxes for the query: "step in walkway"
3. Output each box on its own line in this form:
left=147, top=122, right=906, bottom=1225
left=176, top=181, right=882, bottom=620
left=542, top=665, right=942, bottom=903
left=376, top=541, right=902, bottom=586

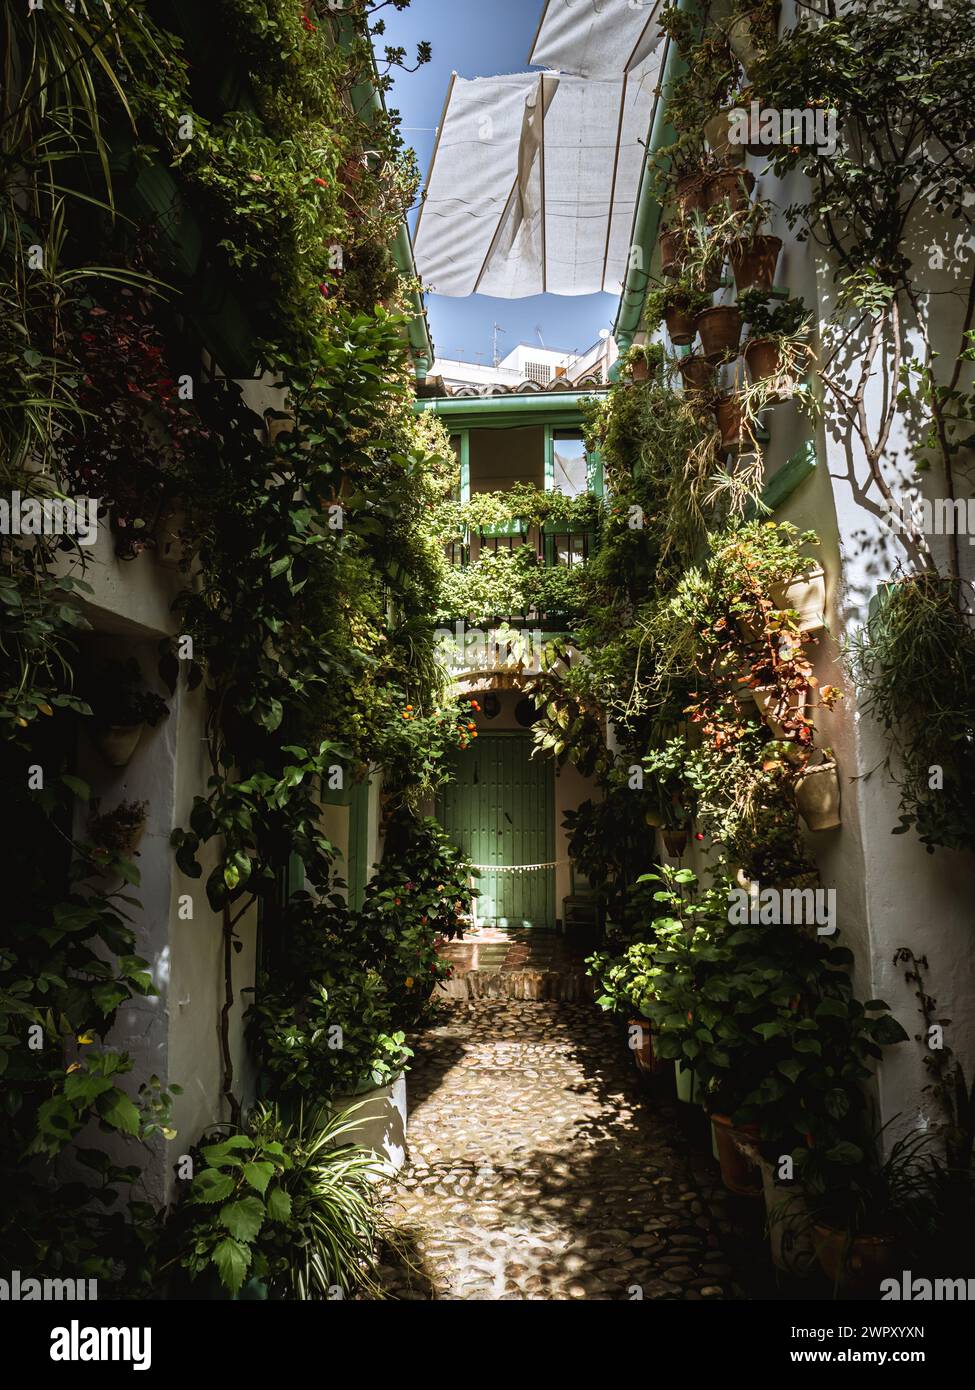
left=377, top=1000, right=765, bottom=1301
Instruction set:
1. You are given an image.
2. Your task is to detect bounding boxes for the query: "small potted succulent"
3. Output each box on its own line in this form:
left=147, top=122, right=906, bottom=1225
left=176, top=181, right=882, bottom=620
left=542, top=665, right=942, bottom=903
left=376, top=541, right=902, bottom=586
left=89, top=658, right=169, bottom=766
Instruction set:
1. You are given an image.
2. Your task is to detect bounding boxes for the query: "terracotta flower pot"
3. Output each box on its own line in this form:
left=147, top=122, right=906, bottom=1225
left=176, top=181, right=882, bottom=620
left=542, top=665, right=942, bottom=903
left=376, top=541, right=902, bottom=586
left=628, top=1018, right=655, bottom=1073
left=710, top=1113, right=763, bottom=1196
left=743, top=336, right=782, bottom=384
left=675, top=172, right=708, bottom=217
left=679, top=354, right=714, bottom=393
left=659, top=226, right=688, bottom=278
left=695, top=304, right=742, bottom=360
left=704, top=108, right=746, bottom=165
left=796, top=760, right=842, bottom=830
left=813, top=1225, right=898, bottom=1297
left=96, top=723, right=145, bottom=768
left=752, top=685, right=809, bottom=757
left=714, top=393, right=745, bottom=453
left=704, top=167, right=755, bottom=213
left=630, top=357, right=649, bottom=382
left=664, top=304, right=698, bottom=346
left=662, top=828, right=689, bottom=857
left=731, top=234, right=782, bottom=292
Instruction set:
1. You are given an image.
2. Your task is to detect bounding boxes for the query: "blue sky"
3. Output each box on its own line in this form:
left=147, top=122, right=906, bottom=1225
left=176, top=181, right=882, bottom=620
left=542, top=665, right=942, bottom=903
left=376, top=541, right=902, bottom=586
left=383, top=0, right=618, bottom=365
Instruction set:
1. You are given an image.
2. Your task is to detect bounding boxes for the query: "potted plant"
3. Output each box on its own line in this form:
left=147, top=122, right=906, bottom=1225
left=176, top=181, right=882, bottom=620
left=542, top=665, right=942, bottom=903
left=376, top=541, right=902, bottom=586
left=800, top=1132, right=937, bottom=1297
left=624, top=341, right=664, bottom=383
left=724, top=1, right=781, bottom=74
left=731, top=233, right=782, bottom=292
left=88, top=658, right=169, bottom=766
left=714, top=391, right=746, bottom=452
left=644, top=282, right=712, bottom=347
left=704, top=165, right=755, bottom=213
left=88, top=799, right=148, bottom=858
left=695, top=302, right=742, bottom=360
left=679, top=354, right=714, bottom=393
left=659, top=223, right=689, bottom=278
left=739, top=290, right=811, bottom=391
left=795, top=751, right=842, bottom=830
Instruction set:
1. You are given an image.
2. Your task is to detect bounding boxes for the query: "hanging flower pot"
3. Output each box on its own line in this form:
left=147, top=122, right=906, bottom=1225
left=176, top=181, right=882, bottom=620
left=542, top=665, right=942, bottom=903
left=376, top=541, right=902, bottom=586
left=743, top=336, right=782, bottom=383
left=726, top=6, right=781, bottom=73
left=664, top=303, right=698, bottom=347
left=775, top=567, right=827, bottom=630
left=752, top=686, right=809, bottom=758
left=630, top=357, right=649, bottom=382
left=679, top=354, right=713, bottom=393
left=675, top=172, right=708, bottom=218
left=662, top=828, right=689, bottom=857
left=710, top=1113, right=763, bottom=1196
left=659, top=226, right=688, bottom=278
left=813, top=1226, right=899, bottom=1297
left=696, top=304, right=742, bottom=360
left=731, top=234, right=782, bottom=292
left=714, top=392, right=745, bottom=453
left=704, top=107, right=746, bottom=166
left=96, top=723, right=145, bottom=767
left=795, top=759, right=842, bottom=830
left=704, top=166, right=755, bottom=213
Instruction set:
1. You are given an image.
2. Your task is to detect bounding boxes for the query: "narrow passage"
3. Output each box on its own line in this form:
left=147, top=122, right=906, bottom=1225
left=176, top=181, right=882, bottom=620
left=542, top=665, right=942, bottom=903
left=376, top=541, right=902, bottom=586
left=379, top=998, right=757, bottom=1301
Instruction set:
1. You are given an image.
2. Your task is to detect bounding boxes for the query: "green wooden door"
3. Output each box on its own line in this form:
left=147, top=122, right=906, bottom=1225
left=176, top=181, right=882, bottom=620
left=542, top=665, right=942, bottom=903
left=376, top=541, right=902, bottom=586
left=439, top=733, right=555, bottom=931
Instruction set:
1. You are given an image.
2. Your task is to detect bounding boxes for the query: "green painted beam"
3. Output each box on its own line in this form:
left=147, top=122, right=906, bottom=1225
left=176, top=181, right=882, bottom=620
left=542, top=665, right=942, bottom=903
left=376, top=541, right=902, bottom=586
left=416, top=391, right=598, bottom=432
left=748, top=439, right=818, bottom=518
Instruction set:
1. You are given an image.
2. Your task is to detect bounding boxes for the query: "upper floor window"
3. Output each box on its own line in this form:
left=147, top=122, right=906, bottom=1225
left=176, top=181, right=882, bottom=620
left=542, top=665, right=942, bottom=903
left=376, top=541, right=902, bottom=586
left=552, top=430, right=588, bottom=496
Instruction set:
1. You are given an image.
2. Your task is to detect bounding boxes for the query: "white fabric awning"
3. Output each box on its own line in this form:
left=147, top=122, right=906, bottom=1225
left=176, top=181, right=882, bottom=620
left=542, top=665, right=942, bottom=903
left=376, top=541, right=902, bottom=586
left=529, top=0, right=664, bottom=77
left=413, top=0, right=666, bottom=300
left=413, top=60, right=660, bottom=298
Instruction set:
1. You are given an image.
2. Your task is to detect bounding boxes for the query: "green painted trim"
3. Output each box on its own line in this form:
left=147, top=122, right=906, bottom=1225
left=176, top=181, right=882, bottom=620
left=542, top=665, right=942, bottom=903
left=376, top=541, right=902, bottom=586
left=458, top=430, right=471, bottom=504
left=416, top=391, right=599, bottom=432
left=347, top=781, right=370, bottom=912
left=750, top=440, right=818, bottom=517
left=613, top=7, right=692, bottom=353
left=544, top=425, right=555, bottom=491
left=589, top=446, right=605, bottom=497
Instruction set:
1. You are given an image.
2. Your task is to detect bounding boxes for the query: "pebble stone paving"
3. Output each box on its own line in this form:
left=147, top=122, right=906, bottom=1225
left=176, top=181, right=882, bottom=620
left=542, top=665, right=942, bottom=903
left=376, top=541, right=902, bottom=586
left=377, top=997, right=760, bottom=1301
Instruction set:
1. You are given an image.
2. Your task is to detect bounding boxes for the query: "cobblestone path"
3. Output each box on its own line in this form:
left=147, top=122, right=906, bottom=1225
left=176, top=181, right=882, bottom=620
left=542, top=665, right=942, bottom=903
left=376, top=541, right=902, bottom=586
left=379, top=1000, right=753, bottom=1301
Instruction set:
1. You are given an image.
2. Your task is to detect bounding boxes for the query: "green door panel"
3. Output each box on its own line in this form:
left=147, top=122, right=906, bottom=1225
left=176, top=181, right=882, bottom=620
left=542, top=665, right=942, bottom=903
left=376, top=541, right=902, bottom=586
left=438, top=733, right=554, bottom=930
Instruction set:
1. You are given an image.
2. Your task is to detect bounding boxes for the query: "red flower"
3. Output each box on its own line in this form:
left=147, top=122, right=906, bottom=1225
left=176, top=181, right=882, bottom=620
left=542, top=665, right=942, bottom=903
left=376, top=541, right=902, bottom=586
left=314, top=177, right=328, bottom=187
left=318, top=283, right=329, bottom=298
